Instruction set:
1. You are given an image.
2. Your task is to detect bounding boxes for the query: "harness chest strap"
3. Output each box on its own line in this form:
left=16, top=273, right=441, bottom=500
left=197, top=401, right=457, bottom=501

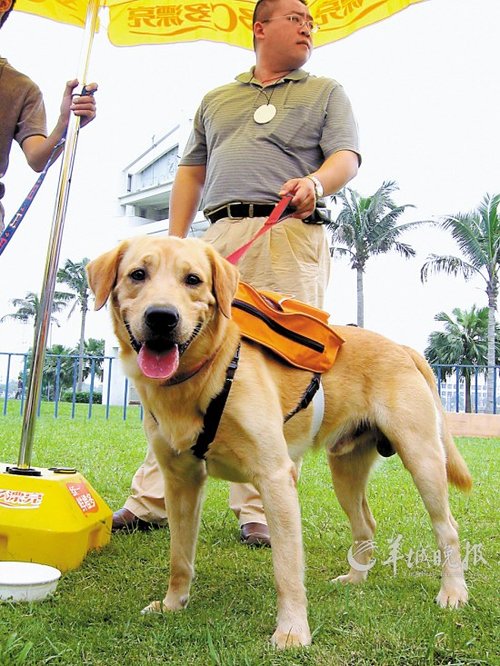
left=190, top=345, right=241, bottom=460
left=191, top=354, right=323, bottom=461
left=283, top=373, right=321, bottom=423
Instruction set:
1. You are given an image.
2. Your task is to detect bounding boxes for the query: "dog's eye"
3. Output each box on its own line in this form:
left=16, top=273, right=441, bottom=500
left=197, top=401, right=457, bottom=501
left=185, top=273, right=202, bottom=287
left=130, top=269, right=146, bottom=282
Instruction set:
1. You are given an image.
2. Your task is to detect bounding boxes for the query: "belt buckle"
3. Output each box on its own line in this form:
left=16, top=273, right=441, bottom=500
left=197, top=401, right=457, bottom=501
left=227, top=202, right=244, bottom=220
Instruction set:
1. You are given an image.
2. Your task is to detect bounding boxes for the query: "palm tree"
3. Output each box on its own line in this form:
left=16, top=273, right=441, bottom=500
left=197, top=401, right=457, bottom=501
left=80, top=338, right=105, bottom=383
left=43, top=344, right=74, bottom=401
left=328, top=180, right=425, bottom=327
left=23, top=343, right=74, bottom=401
left=0, top=291, right=71, bottom=329
left=424, top=306, right=500, bottom=413
left=421, top=193, right=500, bottom=412
left=56, top=258, right=91, bottom=391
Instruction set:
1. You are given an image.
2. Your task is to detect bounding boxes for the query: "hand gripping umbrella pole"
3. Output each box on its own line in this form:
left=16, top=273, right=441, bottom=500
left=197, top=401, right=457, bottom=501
left=0, top=0, right=111, bottom=573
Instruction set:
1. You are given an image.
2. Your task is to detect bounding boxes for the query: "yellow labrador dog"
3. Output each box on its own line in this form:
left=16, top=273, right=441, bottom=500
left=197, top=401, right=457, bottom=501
left=87, top=235, right=471, bottom=649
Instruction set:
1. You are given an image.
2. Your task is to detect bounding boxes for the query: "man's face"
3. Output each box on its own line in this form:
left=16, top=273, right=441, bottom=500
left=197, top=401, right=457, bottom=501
left=257, top=0, right=315, bottom=68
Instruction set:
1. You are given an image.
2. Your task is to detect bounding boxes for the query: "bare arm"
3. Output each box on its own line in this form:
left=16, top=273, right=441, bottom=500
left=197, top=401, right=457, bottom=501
left=168, top=164, right=206, bottom=237
left=21, top=79, right=98, bottom=172
left=279, top=150, right=359, bottom=218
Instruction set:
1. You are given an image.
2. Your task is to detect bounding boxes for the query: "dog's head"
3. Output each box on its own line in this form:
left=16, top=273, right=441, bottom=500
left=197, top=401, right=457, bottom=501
left=86, top=236, right=239, bottom=381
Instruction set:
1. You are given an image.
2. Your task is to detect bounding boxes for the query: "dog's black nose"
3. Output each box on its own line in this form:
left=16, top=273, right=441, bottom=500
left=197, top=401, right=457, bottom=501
left=145, top=306, right=179, bottom=333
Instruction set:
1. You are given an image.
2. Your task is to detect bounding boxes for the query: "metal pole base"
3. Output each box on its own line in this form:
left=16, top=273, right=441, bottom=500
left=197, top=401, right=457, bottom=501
left=6, top=466, right=42, bottom=477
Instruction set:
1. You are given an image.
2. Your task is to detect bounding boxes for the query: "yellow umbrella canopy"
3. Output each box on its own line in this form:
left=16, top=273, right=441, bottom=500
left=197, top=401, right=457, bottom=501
left=16, top=0, right=426, bottom=48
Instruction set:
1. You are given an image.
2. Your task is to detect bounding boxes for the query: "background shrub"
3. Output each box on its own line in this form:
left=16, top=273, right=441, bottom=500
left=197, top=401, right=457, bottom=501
left=60, top=390, right=102, bottom=404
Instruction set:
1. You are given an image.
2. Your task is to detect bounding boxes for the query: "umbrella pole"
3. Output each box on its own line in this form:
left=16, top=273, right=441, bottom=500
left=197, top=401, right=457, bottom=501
left=11, top=0, right=100, bottom=474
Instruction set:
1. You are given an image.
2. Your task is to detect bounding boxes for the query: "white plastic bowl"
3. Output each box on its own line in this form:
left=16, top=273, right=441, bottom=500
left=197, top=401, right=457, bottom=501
left=0, top=562, right=61, bottom=602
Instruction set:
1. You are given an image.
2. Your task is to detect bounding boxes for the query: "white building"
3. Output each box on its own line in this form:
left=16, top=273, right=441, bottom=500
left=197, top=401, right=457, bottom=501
left=117, top=120, right=208, bottom=239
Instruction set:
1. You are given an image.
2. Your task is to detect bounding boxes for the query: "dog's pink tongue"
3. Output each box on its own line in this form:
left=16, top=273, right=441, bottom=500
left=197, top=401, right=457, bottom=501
left=137, top=345, right=179, bottom=380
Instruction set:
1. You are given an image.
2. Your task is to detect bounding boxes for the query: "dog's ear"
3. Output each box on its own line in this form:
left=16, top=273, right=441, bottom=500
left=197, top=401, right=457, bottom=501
left=86, top=241, right=128, bottom=310
left=207, top=245, right=239, bottom=319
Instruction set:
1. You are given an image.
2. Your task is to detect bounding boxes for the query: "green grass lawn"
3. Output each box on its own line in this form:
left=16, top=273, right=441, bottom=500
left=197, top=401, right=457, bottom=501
left=0, top=407, right=498, bottom=665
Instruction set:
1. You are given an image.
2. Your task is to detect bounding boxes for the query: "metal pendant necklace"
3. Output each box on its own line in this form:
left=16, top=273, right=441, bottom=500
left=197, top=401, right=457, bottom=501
left=253, top=81, right=279, bottom=124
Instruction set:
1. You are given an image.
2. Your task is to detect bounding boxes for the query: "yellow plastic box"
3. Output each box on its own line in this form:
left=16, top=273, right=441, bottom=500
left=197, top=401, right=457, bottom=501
left=0, top=464, right=112, bottom=571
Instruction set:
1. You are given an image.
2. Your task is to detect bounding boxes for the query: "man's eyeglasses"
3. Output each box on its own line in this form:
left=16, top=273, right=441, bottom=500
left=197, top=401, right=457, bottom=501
left=261, top=14, right=320, bottom=34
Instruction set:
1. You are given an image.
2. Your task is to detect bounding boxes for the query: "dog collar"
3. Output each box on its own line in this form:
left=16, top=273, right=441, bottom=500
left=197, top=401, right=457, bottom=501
left=162, top=355, right=215, bottom=387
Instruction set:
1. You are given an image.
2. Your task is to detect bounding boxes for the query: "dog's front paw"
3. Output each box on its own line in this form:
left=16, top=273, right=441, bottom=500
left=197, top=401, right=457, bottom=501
left=271, top=624, right=311, bottom=650
left=436, top=580, right=468, bottom=608
left=141, top=594, right=189, bottom=615
left=331, top=570, right=367, bottom=585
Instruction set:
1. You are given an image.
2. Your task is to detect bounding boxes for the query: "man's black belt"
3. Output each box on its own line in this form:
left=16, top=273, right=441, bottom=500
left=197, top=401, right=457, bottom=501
left=206, top=203, right=274, bottom=224
left=206, top=202, right=330, bottom=225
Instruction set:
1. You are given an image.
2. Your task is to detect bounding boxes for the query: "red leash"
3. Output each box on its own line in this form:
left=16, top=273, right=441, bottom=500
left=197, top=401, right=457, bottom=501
left=225, top=194, right=294, bottom=265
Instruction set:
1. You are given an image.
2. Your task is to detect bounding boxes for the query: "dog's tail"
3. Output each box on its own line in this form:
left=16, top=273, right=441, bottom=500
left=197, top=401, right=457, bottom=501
left=402, top=346, right=473, bottom=493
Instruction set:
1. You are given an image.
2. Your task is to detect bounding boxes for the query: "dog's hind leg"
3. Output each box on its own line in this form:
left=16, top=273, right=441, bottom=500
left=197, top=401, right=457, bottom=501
left=328, top=443, right=380, bottom=585
left=393, top=431, right=468, bottom=608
